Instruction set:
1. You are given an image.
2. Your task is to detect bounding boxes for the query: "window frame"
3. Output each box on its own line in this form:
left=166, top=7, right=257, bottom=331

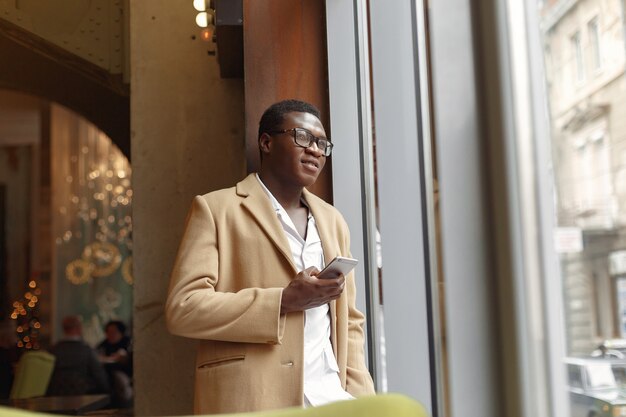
left=572, top=30, right=585, bottom=83
left=588, top=17, right=601, bottom=72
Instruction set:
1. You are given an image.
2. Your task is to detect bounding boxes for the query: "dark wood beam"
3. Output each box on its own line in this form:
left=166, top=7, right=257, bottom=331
left=0, top=18, right=130, bottom=159
left=243, top=0, right=332, bottom=203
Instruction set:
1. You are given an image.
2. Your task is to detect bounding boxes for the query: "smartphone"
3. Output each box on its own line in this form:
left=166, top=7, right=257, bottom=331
left=317, top=256, right=358, bottom=279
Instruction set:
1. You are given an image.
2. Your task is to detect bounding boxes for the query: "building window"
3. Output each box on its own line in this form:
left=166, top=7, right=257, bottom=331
left=589, top=18, right=601, bottom=71
left=572, top=31, right=584, bottom=82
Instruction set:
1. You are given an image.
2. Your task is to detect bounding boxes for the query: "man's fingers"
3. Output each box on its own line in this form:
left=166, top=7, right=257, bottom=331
left=304, top=266, right=320, bottom=276
left=284, top=269, right=346, bottom=312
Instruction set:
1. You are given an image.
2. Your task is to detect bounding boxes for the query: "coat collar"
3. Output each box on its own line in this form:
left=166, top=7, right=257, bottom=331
left=236, top=173, right=338, bottom=273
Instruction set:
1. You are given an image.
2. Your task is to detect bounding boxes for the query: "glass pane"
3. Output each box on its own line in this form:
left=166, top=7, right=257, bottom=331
left=567, top=364, right=583, bottom=389
left=537, top=0, right=626, bottom=415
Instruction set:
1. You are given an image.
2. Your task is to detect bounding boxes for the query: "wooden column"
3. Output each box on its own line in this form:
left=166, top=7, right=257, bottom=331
left=243, top=0, right=333, bottom=203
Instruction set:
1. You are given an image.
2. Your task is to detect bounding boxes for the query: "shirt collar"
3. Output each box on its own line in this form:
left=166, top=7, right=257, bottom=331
left=256, top=173, right=313, bottom=219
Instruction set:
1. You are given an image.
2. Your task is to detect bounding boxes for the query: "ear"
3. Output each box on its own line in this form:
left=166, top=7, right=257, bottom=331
left=259, top=132, right=272, bottom=156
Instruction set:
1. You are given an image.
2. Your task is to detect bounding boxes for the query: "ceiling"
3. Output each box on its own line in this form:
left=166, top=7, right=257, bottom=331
left=0, top=0, right=129, bottom=83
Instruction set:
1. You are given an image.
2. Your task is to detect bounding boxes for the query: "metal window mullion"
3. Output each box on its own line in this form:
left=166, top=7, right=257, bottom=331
left=412, top=1, right=446, bottom=416
left=324, top=0, right=382, bottom=390
left=352, top=0, right=384, bottom=389
left=369, top=0, right=435, bottom=412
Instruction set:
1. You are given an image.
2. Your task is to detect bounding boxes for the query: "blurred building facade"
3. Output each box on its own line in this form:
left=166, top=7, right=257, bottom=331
left=541, top=0, right=626, bottom=354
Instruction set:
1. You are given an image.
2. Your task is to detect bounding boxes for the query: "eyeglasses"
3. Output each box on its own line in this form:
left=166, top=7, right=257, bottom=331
left=268, top=127, right=334, bottom=156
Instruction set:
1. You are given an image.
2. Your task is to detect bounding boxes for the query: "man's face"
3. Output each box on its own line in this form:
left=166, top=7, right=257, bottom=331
left=262, top=111, right=327, bottom=188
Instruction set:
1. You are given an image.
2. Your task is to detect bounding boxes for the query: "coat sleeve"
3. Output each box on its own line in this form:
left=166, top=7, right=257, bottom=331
left=341, top=220, right=376, bottom=396
left=165, top=195, right=286, bottom=344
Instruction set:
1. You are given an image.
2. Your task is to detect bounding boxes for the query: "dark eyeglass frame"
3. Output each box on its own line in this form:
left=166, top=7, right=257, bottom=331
left=267, top=127, right=334, bottom=156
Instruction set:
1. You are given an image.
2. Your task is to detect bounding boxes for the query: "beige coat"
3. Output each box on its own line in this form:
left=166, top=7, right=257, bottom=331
left=165, top=174, right=375, bottom=414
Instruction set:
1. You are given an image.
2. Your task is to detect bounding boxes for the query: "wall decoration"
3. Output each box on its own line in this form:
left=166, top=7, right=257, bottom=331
left=121, top=256, right=133, bottom=285
left=81, top=241, right=122, bottom=278
left=65, top=259, right=94, bottom=285
left=51, top=104, right=132, bottom=345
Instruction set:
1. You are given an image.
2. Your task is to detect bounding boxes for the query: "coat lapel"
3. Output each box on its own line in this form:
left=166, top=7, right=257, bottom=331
left=237, top=175, right=341, bottom=279
left=303, top=188, right=338, bottom=266
left=303, top=188, right=340, bottom=354
left=237, top=174, right=297, bottom=273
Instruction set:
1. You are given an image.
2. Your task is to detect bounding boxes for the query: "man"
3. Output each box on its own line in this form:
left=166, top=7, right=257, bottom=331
left=165, top=99, right=375, bottom=414
left=47, top=315, right=109, bottom=396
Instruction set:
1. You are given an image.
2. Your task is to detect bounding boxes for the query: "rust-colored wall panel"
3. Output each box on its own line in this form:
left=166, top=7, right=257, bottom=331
left=243, top=0, right=333, bottom=203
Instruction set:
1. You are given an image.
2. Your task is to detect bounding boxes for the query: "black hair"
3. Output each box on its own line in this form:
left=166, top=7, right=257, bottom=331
left=258, top=100, right=321, bottom=161
left=258, top=99, right=321, bottom=140
left=105, top=320, right=126, bottom=335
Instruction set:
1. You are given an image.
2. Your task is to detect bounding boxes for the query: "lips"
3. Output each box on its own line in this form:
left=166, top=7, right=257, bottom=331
left=301, top=159, right=319, bottom=170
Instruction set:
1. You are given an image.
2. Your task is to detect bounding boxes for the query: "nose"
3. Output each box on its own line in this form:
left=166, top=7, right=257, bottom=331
left=306, top=141, right=324, bottom=156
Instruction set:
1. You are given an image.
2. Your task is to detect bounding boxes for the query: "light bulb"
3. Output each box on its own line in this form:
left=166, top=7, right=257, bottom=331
left=196, top=12, right=213, bottom=28
left=193, top=0, right=206, bottom=12
left=196, top=12, right=208, bottom=27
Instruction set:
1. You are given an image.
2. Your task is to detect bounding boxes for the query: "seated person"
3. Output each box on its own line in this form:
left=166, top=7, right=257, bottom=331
left=47, top=315, right=109, bottom=396
left=97, top=320, right=133, bottom=406
left=97, top=321, right=132, bottom=374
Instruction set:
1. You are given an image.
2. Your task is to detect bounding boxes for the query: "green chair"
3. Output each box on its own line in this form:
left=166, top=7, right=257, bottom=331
left=9, top=351, right=56, bottom=399
left=0, top=393, right=427, bottom=417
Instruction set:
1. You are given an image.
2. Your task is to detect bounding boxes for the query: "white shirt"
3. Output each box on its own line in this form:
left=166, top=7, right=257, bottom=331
left=256, top=175, right=354, bottom=406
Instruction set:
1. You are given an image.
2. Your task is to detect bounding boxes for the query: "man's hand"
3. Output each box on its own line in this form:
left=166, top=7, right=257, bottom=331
left=280, top=266, right=345, bottom=314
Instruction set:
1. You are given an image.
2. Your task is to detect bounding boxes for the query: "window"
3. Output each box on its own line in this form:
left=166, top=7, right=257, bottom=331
left=327, top=1, right=447, bottom=415
left=588, top=18, right=601, bottom=71
left=567, top=364, right=583, bottom=389
left=615, top=276, right=626, bottom=338
left=328, top=0, right=626, bottom=416
left=572, top=31, right=585, bottom=82
left=502, top=0, right=626, bottom=415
